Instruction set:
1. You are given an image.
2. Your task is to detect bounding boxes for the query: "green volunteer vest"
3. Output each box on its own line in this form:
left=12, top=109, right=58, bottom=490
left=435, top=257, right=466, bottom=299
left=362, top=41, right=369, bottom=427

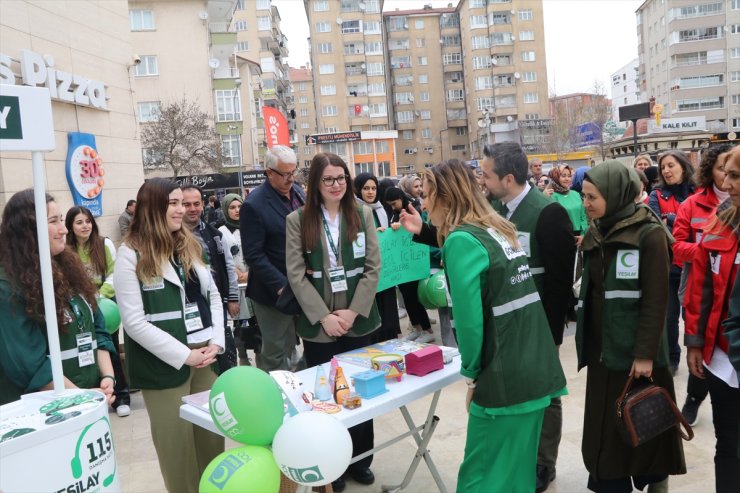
left=60, top=295, right=100, bottom=389
left=575, top=223, right=670, bottom=371
left=124, top=269, right=192, bottom=389
left=455, top=225, right=566, bottom=408
left=296, top=207, right=380, bottom=339
left=492, top=187, right=552, bottom=294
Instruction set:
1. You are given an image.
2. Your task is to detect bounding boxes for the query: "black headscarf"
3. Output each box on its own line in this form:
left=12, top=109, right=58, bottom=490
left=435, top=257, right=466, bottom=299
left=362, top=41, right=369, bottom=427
left=354, top=173, right=379, bottom=203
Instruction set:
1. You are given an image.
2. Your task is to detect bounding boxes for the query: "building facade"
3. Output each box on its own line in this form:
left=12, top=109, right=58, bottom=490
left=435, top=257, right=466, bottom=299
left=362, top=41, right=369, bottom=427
left=0, top=0, right=143, bottom=241
left=289, top=66, right=319, bottom=168
left=611, top=57, right=641, bottom=123
left=637, top=0, right=740, bottom=132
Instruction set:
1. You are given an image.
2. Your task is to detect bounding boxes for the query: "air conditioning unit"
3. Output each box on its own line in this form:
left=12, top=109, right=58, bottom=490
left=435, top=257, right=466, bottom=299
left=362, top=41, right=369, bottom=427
left=408, top=96, right=414, bottom=102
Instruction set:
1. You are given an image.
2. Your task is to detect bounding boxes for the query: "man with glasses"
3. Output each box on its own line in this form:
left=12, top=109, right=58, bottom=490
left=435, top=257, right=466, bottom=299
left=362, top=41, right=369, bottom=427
left=240, top=145, right=305, bottom=371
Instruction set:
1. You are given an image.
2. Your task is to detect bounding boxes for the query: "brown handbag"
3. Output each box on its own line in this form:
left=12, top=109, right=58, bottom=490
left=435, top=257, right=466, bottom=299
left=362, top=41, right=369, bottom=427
left=615, top=376, right=694, bottom=447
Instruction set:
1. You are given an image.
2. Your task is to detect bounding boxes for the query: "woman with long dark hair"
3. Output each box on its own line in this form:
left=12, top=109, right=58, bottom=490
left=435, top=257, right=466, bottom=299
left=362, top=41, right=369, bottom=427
left=0, top=190, right=116, bottom=405
left=66, top=206, right=131, bottom=417
left=684, top=147, right=740, bottom=493
left=114, top=178, right=224, bottom=492
left=649, top=149, right=696, bottom=374
left=286, top=153, right=380, bottom=492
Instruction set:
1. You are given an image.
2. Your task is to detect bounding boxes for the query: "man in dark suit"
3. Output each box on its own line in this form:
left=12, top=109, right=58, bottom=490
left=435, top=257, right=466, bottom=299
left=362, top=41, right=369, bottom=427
left=240, top=145, right=305, bottom=371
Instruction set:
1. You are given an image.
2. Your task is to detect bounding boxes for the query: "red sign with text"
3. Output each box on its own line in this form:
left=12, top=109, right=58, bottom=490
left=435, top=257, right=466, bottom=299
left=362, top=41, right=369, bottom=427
left=262, top=106, right=289, bottom=148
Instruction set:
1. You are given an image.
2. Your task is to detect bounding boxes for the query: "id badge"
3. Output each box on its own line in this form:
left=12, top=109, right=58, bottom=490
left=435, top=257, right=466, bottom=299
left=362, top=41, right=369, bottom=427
left=352, top=233, right=366, bottom=259
left=184, top=303, right=203, bottom=333
left=76, top=332, right=95, bottom=367
left=328, top=267, right=348, bottom=293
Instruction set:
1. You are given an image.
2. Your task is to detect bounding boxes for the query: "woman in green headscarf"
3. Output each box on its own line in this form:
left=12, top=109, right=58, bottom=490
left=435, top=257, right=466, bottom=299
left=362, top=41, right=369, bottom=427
left=576, top=161, right=686, bottom=492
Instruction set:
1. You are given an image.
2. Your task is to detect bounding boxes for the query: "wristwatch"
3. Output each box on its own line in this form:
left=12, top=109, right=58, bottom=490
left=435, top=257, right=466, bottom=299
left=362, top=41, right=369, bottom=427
left=464, top=378, right=477, bottom=389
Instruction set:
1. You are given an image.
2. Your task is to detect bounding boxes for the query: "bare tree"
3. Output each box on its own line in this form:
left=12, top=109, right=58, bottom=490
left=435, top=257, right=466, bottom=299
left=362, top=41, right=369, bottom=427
left=140, top=98, right=225, bottom=177
left=581, top=81, right=615, bottom=161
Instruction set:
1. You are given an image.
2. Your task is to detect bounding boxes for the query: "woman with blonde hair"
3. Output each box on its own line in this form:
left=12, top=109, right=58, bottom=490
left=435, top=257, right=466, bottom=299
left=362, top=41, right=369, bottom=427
left=114, top=178, right=224, bottom=493
left=422, top=160, right=566, bottom=493
left=633, top=153, right=653, bottom=171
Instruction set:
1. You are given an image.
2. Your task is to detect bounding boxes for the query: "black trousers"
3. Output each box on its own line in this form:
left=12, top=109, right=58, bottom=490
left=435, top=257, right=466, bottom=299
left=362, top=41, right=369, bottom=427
left=371, top=288, right=401, bottom=343
left=110, top=329, right=130, bottom=407
left=398, top=280, right=431, bottom=330
left=706, top=370, right=740, bottom=493
left=686, top=372, right=709, bottom=402
left=303, top=334, right=374, bottom=472
left=665, top=271, right=682, bottom=368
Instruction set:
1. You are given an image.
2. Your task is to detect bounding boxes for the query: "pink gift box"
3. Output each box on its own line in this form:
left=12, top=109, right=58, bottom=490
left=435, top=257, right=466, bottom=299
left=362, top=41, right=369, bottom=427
left=405, top=346, right=444, bottom=377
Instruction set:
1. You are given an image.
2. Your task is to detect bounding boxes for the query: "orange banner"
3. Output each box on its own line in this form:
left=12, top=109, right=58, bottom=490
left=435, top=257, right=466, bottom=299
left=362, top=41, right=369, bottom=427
left=262, top=106, right=290, bottom=148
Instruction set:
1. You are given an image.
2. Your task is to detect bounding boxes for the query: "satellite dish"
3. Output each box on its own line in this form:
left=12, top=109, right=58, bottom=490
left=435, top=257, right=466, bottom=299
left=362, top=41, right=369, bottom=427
left=439, top=38, right=444, bottom=44
left=477, top=120, right=487, bottom=128
left=514, top=72, right=521, bottom=79
left=208, top=58, right=220, bottom=69
left=336, top=17, right=344, bottom=24
left=491, top=57, right=498, bottom=65
left=414, top=110, right=421, bottom=116
left=360, top=63, right=366, bottom=69
left=198, top=11, right=209, bottom=20
left=506, top=116, right=514, bottom=122
left=510, top=35, right=516, bottom=41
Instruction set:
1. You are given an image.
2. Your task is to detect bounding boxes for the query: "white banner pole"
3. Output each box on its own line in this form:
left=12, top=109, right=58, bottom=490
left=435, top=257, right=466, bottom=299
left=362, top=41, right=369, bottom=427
left=31, top=150, right=65, bottom=393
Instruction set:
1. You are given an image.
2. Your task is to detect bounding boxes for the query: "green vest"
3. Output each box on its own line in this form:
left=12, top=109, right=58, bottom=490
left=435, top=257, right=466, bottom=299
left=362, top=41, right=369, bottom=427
left=59, top=295, right=100, bottom=389
left=455, top=225, right=566, bottom=408
left=492, top=187, right=553, bottom=293
left=124, top=271, right=192, bottom=389
left=575, top=222, right=670, bottom=371
left=295, top=207, right=380, bottom=339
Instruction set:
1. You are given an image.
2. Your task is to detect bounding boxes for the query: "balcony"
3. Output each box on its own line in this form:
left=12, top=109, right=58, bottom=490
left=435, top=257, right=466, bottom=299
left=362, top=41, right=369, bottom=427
left=212, top=67, right=240, bottom=79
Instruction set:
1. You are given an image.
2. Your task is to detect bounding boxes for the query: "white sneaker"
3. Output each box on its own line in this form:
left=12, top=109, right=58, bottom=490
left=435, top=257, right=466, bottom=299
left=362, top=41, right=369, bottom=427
left=405, top=328, right=422, bottom=341
left=116, top=404, right=131, bottom=417
left=415, top=332, right=436, bottom=344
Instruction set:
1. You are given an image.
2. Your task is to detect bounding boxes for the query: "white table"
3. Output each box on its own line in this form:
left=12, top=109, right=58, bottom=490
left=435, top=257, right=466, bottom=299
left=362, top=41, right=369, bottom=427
left=180, top=354, right=462, bottom=493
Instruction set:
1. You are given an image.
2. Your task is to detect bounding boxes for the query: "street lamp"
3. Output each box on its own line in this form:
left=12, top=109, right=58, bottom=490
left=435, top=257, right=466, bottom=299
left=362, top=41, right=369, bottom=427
left=477, top=109, right=492, bottom=156
left=231, top=78, right=245, bottom=197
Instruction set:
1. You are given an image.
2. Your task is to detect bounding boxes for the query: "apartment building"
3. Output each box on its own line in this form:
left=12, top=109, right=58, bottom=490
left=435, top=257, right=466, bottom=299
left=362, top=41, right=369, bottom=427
left=611, top=58, right=641, bottom=124
left=0, top=0, right=143, bottom=240
left=384, top=7, right=470, bottom=172
left=458, top=0, right=550, bottom=157
left=290, top=66, right=319, bottom=167
left=232, top=0, right=293, bottom=162
left=637, top=0, right=740, bottom=132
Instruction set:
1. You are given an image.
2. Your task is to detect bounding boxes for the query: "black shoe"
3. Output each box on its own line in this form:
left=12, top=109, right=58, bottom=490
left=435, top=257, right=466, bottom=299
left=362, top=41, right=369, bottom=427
left=681, top=396, right=700, bottom=427
left=535, top=464, right=556, bottom=493
left=331, top=477, right=346, bottom=492
left=348, top=467, right=375, bottom=485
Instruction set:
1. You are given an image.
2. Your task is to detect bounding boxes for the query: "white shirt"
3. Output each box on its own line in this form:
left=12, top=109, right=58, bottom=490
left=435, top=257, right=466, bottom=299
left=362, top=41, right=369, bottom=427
left=502, top=183, right=531, bottom=220
left=321, top=205, right=341, bottom=268
left=706, top=347, right=739, bottom=389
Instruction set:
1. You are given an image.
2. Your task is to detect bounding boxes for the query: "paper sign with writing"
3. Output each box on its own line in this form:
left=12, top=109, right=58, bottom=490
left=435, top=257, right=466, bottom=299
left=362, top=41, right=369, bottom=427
left=377, top=229, right=430, bottom=292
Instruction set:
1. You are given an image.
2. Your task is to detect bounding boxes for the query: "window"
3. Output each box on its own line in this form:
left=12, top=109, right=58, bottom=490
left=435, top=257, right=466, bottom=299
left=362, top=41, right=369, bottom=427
left=318, top=42, right=332, bottom=54
left=522, top=51, right=536, bottom=62
left=316, top=22, right=331, bottom=33
left=732, top=25, right=740, bottom=35
left=301, top=122, right=310, bottom=129
left=422, top=128, right=432, bottom=139
left=524, top=92, right=539, bottom=103
left=472, top=35, right=490, bottom=49
left=470, top=15, right=487, bottom=28
left=389, top=38, right=409, bottom=50
left=676, top=96, right=724, bottom=111
left=319, top=64, right=334, bottom=74
left=519, top=30, right=534, bottom=41
left=130, top=9, right=155, bottom=30
left=134, top=55, right=158, bottom=76
left=321, top=84, right=337, bottom=96
left=441, top=35, right=461, bottom=46
left=452, top=144, right=467, bottom=152
left=369, top=103, right=387, bottom=116
left=732, top=95, right=740, bottom=105
left=523, top=71, right=537, bottom=82
left=342, top=20, right=361, bottom=33
left=395, top=92, right=413, bottom=104
left=491, top=32, right=514, bottom=45
left=473, top=56, right=492, bottom=69
left=732, top=71, right=740, bottom=82
left=440, top=13, right=459, bottom=28
left=471, top=0, right=486, bottom=7
left=298, top=82, right=306, bottom=91
left=420, top=92, right=430, bottom=102
left=490, top=13, right=510, bottom=25
left=447, top=90, right=464, bottom=101
left=376, top=141, right=389, bottom=153
left=443, top=53, right=462, bottom=65
left=300, top=109, right=309, bottom=117
left=403, top=148, right=416, bottom=155
left=367, top=63, right=384, bottom=76
left=235, top=0, right=245, bottom=10
left=221, top=135, right=241, bottom=167
left=447, top=109, right=466, bottom=120
left=676, top=74, right=723, bottom=89
left=314, top=0, right=329, bottom=11
left=365, top=41, right=383, bottom=55
left=234, top=20, right=247, bottom=31
left=256, top=0, right=270, bottom=9
left=378, top=160, right=391, bottom=176
left=368, top=83, right=385, bottom=95
left=477, top=97, right=494, bottom=111
left=420, top=111, right=431, bottom=120
left=354, top=163, right=373, bottom=175
left=353, top=141, right=374, bottom=154
left=403, top=130, right=413, bottom=140
left=236, top=41, right=249, bottom=52
left=518, top=9, right=533, bottom=20
left=524, top=113, right=539, bottom=120
left=299, top=96, right=308, bottom=103
left=734, top=0, right=740, bottom=9
left=455, top=127, right=467, bottom=135
left=419, top=74, right=428, bottom=83
left=388, top=16, right=408, bottom=31
left=397, top=111, right=414, bottom=123
left=732, top=48, right=740, bottom=58
left=322, top=105, right=338, bottom=117
left=364, top=21, right=381, bottom=34
left=417, top=56, right=428, bottom=66
left=215, top=90, right=241, bottom=121
left=258, top=16, right=271, bottom=31
left=344, top=42, right=364, bottom=55
left=365, top=0, right=380, bottom=13
left=415, top=20, right=424, bottom=29
left=476, top=76, right=493, bottom=90
left=137, top=101, right=160, bottom=122
left=416, top=38, right=425, bottom=48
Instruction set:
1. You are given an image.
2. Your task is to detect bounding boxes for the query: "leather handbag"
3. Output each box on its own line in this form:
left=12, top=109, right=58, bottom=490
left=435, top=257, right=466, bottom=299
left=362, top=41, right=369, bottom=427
left=615, top=376, right=694, bottom=447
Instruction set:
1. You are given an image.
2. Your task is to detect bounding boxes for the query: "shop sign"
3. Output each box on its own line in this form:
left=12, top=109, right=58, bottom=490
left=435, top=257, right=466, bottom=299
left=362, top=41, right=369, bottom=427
left=648, top=116, right=706, bottom=134
left=0, top=84, right=55, bottom=151
left=305, top=131, right=361, bottom=145
left=66, top=132, right=105, bottom=216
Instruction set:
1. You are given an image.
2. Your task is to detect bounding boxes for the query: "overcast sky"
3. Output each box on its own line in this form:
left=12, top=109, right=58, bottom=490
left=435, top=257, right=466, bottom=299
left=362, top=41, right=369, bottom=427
left=272, top=0, right=644, bottom=98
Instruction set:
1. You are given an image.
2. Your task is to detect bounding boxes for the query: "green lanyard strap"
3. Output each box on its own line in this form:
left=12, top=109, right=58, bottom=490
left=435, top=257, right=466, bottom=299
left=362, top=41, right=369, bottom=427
left=322, top=215, right=340, bottom=260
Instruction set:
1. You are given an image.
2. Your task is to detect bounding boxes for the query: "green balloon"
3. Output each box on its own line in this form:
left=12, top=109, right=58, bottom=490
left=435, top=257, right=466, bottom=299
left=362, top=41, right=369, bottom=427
left=425, top=270, right=449, bottom=308
left=209, top=366, right=284, bottom=446
left=417, top=276, right=435, bottom=310
left=200, top=445, right=280, bottom=493
left=97, top=298, right=121, bottom=334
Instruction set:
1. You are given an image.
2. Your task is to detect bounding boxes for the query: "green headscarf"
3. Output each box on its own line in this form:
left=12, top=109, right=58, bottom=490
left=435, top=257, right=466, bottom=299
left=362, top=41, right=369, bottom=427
left=584, top=160, right=641, bottom=232
left=221, top=193, right=243, bottom=231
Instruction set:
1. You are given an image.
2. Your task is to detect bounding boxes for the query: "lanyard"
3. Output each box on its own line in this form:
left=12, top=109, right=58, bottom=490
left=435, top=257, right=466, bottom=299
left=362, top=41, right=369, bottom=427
left=322, top=215, right=340, bottom=260
left=171, top=256, right=191, bottom=303
left=68, top=297, right=88, bottom=333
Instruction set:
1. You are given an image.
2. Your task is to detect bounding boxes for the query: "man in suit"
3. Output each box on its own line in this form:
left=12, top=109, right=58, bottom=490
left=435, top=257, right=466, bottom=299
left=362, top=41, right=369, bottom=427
left=240, top=145, right=305, bottom=371
left=483, top=143, right=576, bottom=493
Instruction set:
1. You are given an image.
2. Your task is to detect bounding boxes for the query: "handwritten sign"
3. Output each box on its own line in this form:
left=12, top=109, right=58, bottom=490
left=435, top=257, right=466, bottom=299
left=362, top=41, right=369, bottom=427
left=377, top=229, right=430, bottom=292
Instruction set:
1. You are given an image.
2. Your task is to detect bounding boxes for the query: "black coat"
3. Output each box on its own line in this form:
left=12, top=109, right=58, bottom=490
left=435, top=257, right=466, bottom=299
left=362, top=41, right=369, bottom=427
left=239, top=182, right=305, bottom=307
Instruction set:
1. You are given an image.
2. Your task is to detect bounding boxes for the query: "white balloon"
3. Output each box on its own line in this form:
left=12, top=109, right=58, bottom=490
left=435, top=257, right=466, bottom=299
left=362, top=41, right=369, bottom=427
left=271, top=412, right=352, bottom=486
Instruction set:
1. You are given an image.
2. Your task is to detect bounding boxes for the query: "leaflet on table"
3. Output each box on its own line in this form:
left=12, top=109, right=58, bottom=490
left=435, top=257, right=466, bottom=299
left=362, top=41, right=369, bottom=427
left=335, top=339, right=458, bottom=369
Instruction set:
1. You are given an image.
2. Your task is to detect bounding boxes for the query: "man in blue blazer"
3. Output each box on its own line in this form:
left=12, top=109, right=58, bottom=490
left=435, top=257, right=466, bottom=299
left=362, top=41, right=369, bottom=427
left=240, top=145, right=305, bottom=371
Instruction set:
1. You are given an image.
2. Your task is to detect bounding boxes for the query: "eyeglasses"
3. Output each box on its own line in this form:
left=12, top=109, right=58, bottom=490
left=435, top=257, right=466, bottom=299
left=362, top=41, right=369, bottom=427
left=269, top=168, right=298, bottom=180
left=321, top=175, right=348, bottom=187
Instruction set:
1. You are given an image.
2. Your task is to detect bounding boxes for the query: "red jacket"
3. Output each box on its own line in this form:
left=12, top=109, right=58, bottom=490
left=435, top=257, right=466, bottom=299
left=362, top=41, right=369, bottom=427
left=684, top=223, right=739, bottom=364
left=672, top=187, right=722, bottom=265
